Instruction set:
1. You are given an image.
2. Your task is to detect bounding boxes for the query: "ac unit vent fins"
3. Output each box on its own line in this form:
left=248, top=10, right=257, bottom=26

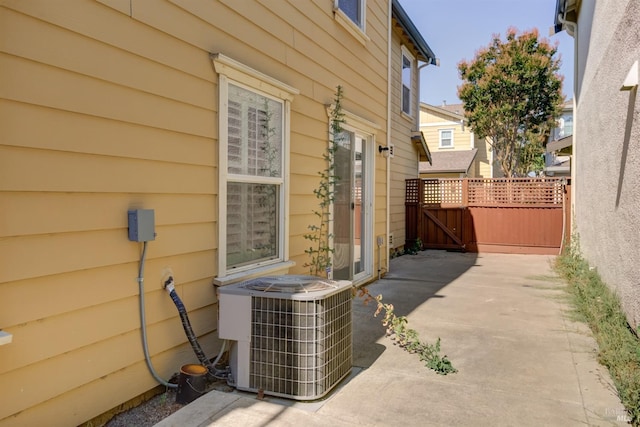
left=218, top=275, right=352, bottom=400
left=249, top=290, right=352, bottom=398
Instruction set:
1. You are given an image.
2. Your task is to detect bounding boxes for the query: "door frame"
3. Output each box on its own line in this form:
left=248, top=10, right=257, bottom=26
left=328, top=109, right=379, bottom=284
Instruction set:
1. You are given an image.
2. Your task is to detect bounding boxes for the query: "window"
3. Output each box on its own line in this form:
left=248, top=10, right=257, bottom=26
left=554, top=115, right=573, bottom=140
left=555, top=118, right=565, bottom=139
left=212, top=54, right=299, bottom=279
left=338, top=0, right=364, bottom=29
left=564, top=116, right=573, bottom=136
left=226, top=84, right=282, bottom=269
left=401, top=47, right=414, bottom=115
left=439, top=129, right=454, bottom=148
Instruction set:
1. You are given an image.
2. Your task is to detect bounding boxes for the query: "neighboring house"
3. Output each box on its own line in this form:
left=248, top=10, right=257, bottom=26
left=387, top=1, right=437, bottom=256
left=418, top=103, right=496, bottom=179
left=0, top=1, right=435, bottom=426
left=554, top=0, right=640, bottom=329
left=544, top=99, right=573, bottom=176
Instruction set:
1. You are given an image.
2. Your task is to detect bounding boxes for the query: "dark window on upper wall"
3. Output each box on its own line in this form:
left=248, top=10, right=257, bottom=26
left=339, top=0, right=364, bottom=28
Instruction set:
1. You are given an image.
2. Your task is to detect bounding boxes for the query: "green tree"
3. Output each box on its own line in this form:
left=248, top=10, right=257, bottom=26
left=457, top=28, right=564, bottom=177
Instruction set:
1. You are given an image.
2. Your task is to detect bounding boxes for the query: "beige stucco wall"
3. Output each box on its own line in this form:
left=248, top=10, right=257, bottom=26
left=0, top=1, right=391, bottom=425
left=572, top=0, right=640, bottom=328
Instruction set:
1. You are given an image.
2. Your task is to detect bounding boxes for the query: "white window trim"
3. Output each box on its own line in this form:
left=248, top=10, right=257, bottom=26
left=333, top=0, right=369, bottom=46
left=212, top=54, right=299, bottom=282
left=401, top=45, right=415, bottom=118
left=439, top=128, right=454, bottom=149
left=326, top=106, right=381, bottom=134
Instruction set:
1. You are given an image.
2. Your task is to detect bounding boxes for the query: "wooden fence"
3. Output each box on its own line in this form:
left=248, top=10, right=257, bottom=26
left=406, top=178, right=571, bottom=254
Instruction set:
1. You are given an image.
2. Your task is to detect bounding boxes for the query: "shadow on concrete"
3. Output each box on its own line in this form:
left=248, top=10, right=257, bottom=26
left=352, top=249, right=478, bottom=368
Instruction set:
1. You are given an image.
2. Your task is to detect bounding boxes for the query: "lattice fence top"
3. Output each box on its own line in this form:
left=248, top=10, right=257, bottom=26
left=467, top=178, right=564, bottom=206
left=423, top=179, right=463, bottom=206
left=405, top=179, right=420, bottom=204
left=406, top=178, right=566, bottom=207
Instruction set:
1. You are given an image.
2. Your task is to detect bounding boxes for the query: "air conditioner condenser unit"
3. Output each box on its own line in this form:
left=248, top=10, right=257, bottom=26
left=218, top=275, right=353, bottom=400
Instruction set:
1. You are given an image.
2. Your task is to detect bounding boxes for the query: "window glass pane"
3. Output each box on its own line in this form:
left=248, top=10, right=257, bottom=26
left=339, top=0, right=361, bottom=27
left=402, top=85, right=411, bottom=114
left=441, top=130, right=452, bottom=147
left=228, top=84, right=283, bottom=178
left=402, top=54, right=412, bottom=114
left=402, top=55, right=411, bottom=85
left=564, top=116, right=573, bottom=136
left=227, top=182, right=279, bottom=268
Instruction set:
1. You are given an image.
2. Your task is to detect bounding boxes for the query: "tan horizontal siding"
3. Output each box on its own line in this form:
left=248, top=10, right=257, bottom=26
left=1, top=100, right=215, bottom=167
left=291, top=111, right=331, bottom=145
left=0, top=146, right=216, bottom=193
left=152, top=0, right=288, bottom=63
left=206, top=0, right=296, bottom=45
left=7, top=1, right=215, bottom=82
left=0, top=316, right=219, bottom=424
left=0, top=0, right=392, bottom=425
left=289, top=195, right=322, bottom=216
left=0, top=8, right=215, bottom=112
left=1, top=277, right=216, bottom=376
left=286, top=0, right=387, bottom=75
left=0, top=251, right=217, bottom=327
left=0, top=222, right=216, bottom=283
left=290, top=135, right=327, bottom=162
left=388, top=31, right=418, bottom=249
left=1, top=54, right=214, bottom=137
left=0, top=192, right=216, bottom=237
left=285, top=47, right=386, bottom=120
left=420, top=108, right=494, bottom=178
left=0, top=334, right=218, bottom=427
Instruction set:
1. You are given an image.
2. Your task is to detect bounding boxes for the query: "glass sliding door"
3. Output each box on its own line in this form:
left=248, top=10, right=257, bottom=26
left=333, top=130, right=370, bottom=281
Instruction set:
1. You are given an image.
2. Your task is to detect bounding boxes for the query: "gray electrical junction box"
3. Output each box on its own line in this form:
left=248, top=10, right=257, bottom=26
left=128, top=209, right=156, bottom=242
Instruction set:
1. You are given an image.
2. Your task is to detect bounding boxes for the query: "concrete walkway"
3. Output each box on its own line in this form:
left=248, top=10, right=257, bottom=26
left=155, top=251, right=628, bottom=427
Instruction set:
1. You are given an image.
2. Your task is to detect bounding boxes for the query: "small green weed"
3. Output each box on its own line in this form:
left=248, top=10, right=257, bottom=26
left=354, top=286, right=457, bottom=375
left=404, top=238, right=423, bottom=255
left=555, top=236, right=640, bottom=426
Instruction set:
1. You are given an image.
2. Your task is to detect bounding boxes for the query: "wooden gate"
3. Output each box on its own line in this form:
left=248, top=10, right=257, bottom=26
left=405, top=178, right=571, bottom=255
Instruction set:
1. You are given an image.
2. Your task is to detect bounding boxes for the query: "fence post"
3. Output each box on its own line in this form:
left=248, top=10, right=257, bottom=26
left=462, top=179, right=469, bottom=207
left=405, top=179, right=420, bottom=250
left=417, top=179, right=425, bottom=249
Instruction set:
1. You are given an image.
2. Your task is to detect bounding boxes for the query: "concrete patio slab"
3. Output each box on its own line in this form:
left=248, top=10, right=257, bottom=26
left=155, top=251, right=628, bottom=427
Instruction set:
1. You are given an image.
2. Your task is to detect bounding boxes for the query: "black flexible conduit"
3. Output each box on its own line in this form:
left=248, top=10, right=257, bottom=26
left=164, top=276, right=229, bottom=380
left=164, top=277, right=229, bottom=379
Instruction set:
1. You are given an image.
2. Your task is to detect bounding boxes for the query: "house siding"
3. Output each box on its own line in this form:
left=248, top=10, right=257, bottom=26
left=473, top=133, right=493, bottom=178
left=0, top=1, right=390, bottom=425
left=570, top=0, right=640, bottom=328
left=419, top=105, right=493, bottom=178
left=388, top=28, right=422, bottom=253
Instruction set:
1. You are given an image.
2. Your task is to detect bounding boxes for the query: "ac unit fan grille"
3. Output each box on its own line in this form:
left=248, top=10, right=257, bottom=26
left=249, top=289, right=352, bottom=399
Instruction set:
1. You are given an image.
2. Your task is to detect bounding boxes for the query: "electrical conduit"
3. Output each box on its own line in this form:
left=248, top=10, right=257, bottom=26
left=137, top=241, right=177, bottom=388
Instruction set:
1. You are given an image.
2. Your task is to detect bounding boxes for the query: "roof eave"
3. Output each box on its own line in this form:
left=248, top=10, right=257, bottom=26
left=391, top=0, right=437, bottom=65
left=553, top=0, right=565, bottom=34
left=420, top=102, right=465, bottom=121
left=412, top=131, right=432, bottom=165
left=553, top=0, right=578, bottom=34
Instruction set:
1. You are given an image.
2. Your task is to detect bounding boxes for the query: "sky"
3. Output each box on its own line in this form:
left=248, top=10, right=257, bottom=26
left=398, top=0, right=574, bottom=107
